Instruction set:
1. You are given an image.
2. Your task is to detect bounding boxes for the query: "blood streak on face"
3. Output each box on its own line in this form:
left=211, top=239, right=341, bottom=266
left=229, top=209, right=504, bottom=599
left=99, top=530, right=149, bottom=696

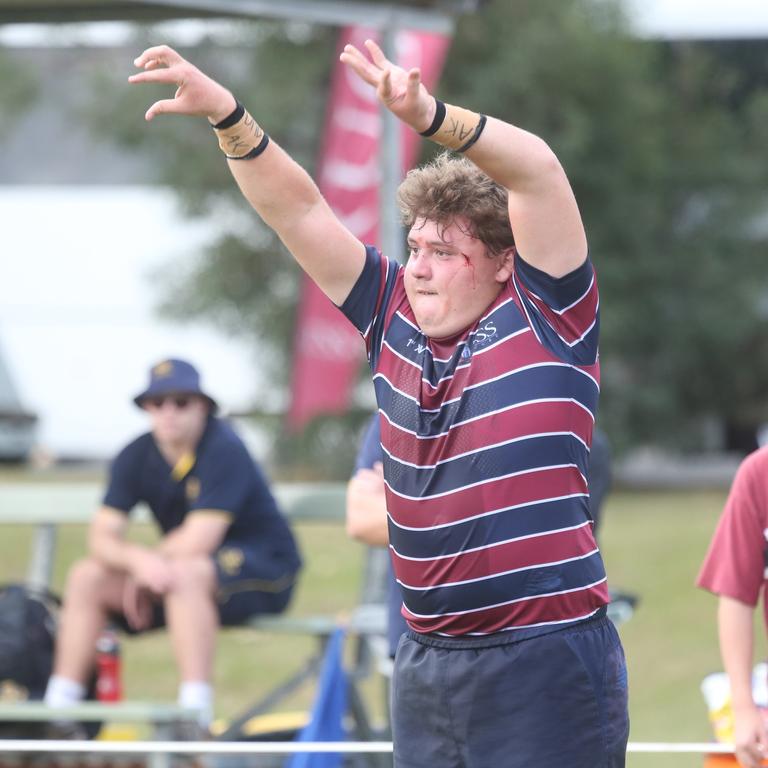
left=461, top=252, right=477, bottom=290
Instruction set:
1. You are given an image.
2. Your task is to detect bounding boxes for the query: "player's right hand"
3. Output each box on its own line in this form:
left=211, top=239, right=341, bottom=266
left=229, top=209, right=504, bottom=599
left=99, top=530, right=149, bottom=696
left=733, top=704, right=768, bottom=768
left=129, top=45, right=237, bottom=124
left=129, top=548, right=174, bottom=596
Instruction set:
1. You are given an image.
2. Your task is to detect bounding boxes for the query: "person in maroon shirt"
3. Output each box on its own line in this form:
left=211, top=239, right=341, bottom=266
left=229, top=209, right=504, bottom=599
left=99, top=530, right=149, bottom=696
left=698, top=447, right=768, bottom=768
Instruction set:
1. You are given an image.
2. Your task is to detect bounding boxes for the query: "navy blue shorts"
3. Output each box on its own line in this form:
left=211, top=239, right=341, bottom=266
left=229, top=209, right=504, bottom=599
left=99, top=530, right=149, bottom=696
left=212, top=544, right=298, bottom=625
left=391, top=612, right=629, bottom=768
left=113, top=544, right=299, bottom=633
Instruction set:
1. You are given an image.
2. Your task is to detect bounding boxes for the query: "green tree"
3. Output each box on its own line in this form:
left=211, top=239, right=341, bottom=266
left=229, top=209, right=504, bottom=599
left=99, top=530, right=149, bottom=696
left=0, top=47, right=38, bottom=137
left=440, top=0, right=768, bottom=452
left=85, top=0, right=768, bottom=469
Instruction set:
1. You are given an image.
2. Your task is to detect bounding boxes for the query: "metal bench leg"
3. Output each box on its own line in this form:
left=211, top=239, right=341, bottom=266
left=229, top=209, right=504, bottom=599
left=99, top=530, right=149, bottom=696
left=347, top=680, right=391, bottom=768
left=149, top=749, right=172, bottom=768
left=28, top=522, right=56, bottom=591
left=215, top=653, right=325, bottom=740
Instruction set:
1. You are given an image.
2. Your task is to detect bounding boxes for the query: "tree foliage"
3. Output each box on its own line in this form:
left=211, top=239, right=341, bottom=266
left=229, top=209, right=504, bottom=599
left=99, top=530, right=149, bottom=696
left=439, top=0, right=768, bottom=451
left=0, top=48, right=38, bottom=138
left=83, top=0, right=768, bottom=470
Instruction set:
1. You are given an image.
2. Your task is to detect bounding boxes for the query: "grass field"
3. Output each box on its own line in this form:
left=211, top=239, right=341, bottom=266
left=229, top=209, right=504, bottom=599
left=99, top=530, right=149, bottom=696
left=600, top=489, right=768, bottom=767
left=1, top=480, right=759, bottom=767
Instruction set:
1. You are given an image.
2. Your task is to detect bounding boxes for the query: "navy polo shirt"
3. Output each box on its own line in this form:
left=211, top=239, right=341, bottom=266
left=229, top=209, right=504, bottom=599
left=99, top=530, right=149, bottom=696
left=103, top=416, right=301, bottom=572
left=354, top=414, right=408, bottom=657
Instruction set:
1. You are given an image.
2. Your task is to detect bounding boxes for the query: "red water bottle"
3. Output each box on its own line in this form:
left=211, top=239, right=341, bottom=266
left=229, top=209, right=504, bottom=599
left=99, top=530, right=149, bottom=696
left=95, top=628, right=122, bottom=702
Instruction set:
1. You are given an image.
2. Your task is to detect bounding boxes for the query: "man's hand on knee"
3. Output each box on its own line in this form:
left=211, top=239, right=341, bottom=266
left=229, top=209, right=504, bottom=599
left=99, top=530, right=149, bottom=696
left=122, top=578, right=156, bottom=631
left=129, top=548, right=175, bottom=594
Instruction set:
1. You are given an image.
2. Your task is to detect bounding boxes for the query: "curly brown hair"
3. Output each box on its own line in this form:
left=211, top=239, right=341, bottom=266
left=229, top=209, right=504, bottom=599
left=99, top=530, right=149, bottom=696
left=397, top=152, right=515, bottom=256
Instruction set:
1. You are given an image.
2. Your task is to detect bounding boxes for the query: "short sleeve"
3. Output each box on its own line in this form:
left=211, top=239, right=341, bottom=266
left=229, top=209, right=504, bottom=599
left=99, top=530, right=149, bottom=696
left=339, top=245, right=401, bottom=362
left=512, top=253, right=599, bottom=365
left=354, top=416, right=383, bottom=473
left=697, top=451, right=768, bottom=606
left=102, top=442, right=142, bottom=514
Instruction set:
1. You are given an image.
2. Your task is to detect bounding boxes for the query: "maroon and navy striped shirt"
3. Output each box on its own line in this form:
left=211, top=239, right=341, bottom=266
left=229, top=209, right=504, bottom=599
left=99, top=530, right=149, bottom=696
left=340, top=245, right=609, bottom=638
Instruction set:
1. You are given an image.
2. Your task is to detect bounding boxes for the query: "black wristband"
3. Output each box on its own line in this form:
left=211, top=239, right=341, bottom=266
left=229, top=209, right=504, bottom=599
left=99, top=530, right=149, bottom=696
left=227, top=133, right=270, bottom=160
left=211, top=100, right=244, bottom=130
left=457, top=114, right=487, bottom=153
left=419, top=99, right=446, bottom=138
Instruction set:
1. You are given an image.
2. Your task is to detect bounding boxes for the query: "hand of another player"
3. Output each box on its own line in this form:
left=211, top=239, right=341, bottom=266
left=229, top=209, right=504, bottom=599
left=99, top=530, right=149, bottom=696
left=733, top=704, right=768, bottom=768
left=122, top=577, right=156, bottom=631
left=346, top=461, right=388, bottom=546
left=340, top=39, right=435, bottom=133
left=129, top=45, right=237, bottom=124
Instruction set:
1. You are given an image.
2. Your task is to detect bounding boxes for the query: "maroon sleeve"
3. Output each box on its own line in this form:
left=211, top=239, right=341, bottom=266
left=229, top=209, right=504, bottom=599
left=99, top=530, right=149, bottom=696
left=697, top=449, right=768, bottom=606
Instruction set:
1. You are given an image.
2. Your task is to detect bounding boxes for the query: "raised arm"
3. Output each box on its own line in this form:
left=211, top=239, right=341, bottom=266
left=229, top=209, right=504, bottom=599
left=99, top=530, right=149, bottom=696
left=129, top=46, right=365, bottom=306
left=340, top=40, right=587, bottom=278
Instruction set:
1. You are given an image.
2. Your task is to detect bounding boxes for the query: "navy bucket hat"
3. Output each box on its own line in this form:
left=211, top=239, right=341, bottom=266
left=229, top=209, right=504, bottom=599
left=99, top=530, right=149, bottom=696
left=133, top=358, right=218, bottom=412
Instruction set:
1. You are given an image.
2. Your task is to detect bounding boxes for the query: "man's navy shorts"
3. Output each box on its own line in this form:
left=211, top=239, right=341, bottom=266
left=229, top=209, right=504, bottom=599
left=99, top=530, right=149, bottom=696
left=391, top=611, right=629, bottom=768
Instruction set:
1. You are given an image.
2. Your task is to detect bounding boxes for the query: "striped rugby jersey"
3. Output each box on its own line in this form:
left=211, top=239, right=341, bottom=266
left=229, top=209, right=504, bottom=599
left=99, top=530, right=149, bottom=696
left=340, top=245, right=609, bottom=637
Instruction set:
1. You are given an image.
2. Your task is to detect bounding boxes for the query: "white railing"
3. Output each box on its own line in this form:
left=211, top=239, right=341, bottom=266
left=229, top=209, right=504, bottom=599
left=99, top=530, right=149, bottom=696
left=0, top=739, right=738, bottom=754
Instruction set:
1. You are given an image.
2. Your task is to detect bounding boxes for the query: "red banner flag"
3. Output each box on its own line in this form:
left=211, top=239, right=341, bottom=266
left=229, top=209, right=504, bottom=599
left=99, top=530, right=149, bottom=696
left=287, top=26, right=450, bottom=431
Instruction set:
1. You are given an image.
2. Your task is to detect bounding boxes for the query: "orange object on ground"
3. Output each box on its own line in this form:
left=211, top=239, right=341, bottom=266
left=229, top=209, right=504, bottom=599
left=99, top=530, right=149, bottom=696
left=704, top=756, right=768, bottom=767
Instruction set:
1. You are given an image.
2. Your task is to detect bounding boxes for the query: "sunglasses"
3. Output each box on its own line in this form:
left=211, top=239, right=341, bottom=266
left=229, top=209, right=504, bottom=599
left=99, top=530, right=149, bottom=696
left=145, top=395, right=193, bottom=410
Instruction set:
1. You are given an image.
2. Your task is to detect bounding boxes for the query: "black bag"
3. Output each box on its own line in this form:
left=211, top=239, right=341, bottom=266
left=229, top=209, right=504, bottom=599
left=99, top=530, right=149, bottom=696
left=0, top=584, right=59, bottom=701
left=0, top=583, right=103, bottom=739
left=0, top=584, right=61, bottom=738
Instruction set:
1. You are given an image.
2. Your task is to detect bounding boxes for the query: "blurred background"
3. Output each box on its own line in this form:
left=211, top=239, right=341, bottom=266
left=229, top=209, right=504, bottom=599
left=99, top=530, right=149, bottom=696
left=1, top=1, right=768, bottom=765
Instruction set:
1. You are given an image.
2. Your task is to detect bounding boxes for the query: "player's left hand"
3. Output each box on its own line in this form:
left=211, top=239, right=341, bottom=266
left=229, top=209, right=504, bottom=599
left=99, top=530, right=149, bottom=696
left=122, top=578, right=156, bottom=631
left=340, top=39, right=435, bottom=132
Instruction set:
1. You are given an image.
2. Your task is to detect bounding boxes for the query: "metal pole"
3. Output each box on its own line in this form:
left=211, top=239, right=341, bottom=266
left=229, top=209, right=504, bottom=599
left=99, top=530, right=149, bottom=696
left=27, top=523, right=56, bottom=591
left=380, top=21, right=404, bottom=264
left=136, top=0, right=455, bottom=33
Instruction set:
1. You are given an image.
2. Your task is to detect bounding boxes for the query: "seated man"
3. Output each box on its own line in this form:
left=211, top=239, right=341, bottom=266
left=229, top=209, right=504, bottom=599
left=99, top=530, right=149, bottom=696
left=44, top=358, right=302, bottom=731
left=698, top=446, right=768, bottom=768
